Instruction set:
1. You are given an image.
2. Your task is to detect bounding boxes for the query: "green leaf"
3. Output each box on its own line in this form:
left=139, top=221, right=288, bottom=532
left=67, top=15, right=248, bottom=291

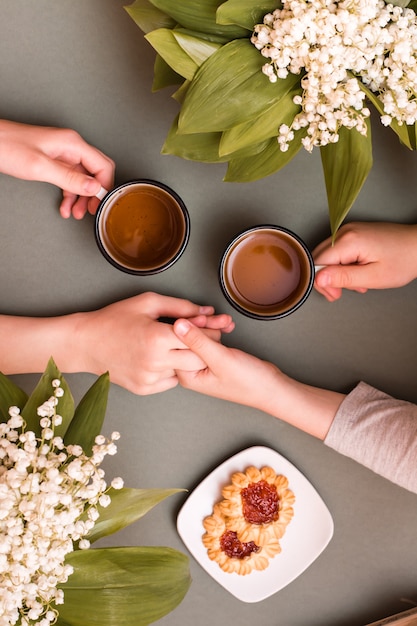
left=225, top=130, right=306, bottom=181
left=405, top=122, right=417, bottom=150
left=85, top=487, right=185, bottom=544
left=21, top=358, right=74, bottom=438
left=55, top=618, right=73, bottom=626
left=389, top=0, right=411, bottom=6
left=230, top=138, right=273, bottom=159
left=63, top=373, right=109, bottom=456
left=179, top=39, right=296, bottom=133
left=124, top=0, right=176, bottom=34
left=173, top=30, right=222, bottom=66
left=172, top=79, right=191, bottom=103
left=172, top=26, right=234, bottom=45
left=58, top=547, right=191, bottom=626
left=0, top=373, right=28, bottom=422
left=152, top=54, right=184, bottom=91
left=219, top=84, right=302, bottom=155
left=148, top=0, right=247, bottom=38
left=216, top=0, right=281, bottom=30
left=320, top=120, right=373, bottom=237
left=162, top=114, right=227, bottom=161
left=145, top=28, right=199, bottom=80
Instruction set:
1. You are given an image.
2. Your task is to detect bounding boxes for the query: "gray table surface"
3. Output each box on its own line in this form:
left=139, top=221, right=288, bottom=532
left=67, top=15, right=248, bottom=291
left=2, top=2, right=417, bottom=625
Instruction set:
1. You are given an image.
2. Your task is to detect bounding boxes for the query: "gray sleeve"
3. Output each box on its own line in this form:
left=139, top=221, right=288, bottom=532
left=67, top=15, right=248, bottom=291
left=324, top=381, right=417, bottom=493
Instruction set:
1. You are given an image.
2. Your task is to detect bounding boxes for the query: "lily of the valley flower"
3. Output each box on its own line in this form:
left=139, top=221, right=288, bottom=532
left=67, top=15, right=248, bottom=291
left=252, top=0, right=417, bottom=151
left=0, top=380, right=123, bottom=626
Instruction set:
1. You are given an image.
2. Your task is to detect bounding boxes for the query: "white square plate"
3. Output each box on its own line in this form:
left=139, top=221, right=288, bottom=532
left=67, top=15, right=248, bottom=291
left=177, top=446, right=333, bottom=602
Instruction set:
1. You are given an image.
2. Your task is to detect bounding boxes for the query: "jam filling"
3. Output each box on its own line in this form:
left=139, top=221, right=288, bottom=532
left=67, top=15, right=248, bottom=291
left=220, top=530, right=261, bottom=559
left=241, top=479, right=280, bottom=525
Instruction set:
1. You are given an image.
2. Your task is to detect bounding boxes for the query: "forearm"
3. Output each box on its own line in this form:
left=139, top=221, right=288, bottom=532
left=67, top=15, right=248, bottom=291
left=173, top=320, right=346, bottom=437
left=257, top=367, right=346, bottom=439
left=325, top=382, right=417, bottom=492
left=0, top=313, right=86, bottom=375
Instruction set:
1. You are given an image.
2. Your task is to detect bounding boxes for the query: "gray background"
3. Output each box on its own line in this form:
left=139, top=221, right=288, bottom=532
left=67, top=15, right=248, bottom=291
left=1, top=2, right=417, bottom=624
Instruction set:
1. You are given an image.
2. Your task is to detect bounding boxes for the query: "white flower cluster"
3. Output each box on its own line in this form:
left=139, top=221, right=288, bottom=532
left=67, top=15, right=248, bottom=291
left=0, top=380, right=123, bottom=626
left=252, top=0, right=417, bottom=151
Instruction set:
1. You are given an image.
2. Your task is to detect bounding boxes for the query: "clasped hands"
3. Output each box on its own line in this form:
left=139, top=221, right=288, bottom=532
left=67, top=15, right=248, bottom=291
left=74, top=292, right=235, bottom=395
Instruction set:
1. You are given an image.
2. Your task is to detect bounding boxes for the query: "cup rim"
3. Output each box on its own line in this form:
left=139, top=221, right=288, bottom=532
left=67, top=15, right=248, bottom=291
left=219, top=224, right=315, bottom=320
left=94, top=179, right=190, bottom=276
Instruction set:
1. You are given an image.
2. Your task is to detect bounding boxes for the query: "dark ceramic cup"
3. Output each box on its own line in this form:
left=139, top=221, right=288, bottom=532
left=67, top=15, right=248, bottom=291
left=95, top=179, right=190, bottom=275
left=219, top=225, right=315, bottom=320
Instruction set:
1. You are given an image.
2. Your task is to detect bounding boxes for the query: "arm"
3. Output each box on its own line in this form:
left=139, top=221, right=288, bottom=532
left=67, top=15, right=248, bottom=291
left=325, top=382, right=417, bottom=493
left=173, top=321, right=417, bottom=493
left=0, top=120, right=115, bottom=219
left=173, top=319, right=344, bottom=438
left=313, top=222, right=417, bottom=301
left=0, top=292, right=234, bottom=395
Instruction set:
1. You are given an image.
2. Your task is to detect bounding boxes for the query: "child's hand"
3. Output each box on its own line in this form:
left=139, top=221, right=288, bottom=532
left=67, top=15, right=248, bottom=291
left=0, top=120, right=114, bottom=219
left=314, top=222, right=417, bottom=301
left=173, top=317, right=280, bottom=411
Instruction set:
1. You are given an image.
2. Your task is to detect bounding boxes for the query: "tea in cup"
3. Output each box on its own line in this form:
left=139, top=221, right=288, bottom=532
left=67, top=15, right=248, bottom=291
left=219, top=225, right=314, bottom=319
left=95, top=180, right=190, bottom=275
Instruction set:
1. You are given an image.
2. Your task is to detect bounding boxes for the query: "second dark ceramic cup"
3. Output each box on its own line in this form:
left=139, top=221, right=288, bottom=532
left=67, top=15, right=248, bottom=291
left=219, top=225, right=315, bottom=320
